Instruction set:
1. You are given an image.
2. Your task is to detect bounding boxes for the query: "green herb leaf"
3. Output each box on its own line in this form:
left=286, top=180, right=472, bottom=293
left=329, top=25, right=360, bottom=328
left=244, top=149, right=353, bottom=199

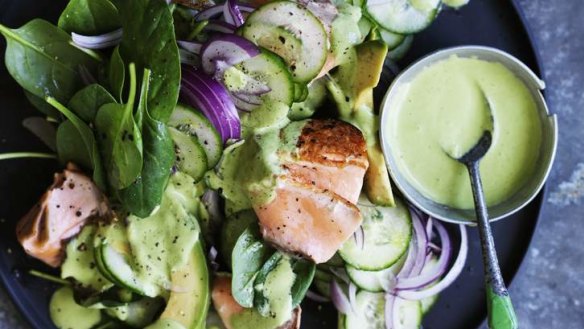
left=108, top=46, right=125, bottom=102
left=232, top=225, right=272, bottom=308
left=0, top=19, right=99, bottom=105
left=58, top=0, right=121, bottom=35
left=290, top=258, right=316, bottom=307
left=57, top=120, right=92, bottom=168
left=111, top=0, right=180, bottom=122
left=254, top=252, right=284, bottom=317
left=68, top=84, right=116, bottom=122
left=118, top=69, right=174, bottom=217
left=95, top=63, right=143, bottom=190
left=47, top=97, right=106, bottom=190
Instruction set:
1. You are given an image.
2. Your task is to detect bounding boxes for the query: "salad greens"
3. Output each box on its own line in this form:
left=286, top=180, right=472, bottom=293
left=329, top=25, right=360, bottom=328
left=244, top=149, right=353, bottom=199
left=0, top=0, right=471, bottom=328
left=58, top=0, right=121, bottom=35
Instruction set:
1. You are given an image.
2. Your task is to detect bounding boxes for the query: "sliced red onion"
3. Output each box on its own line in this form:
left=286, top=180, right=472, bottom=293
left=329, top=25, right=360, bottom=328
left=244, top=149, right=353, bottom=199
left=204, top=21, right=236, bottom=34
left=202, top=189, right=224, bottom=222
left=223, top=0, right=244, bottom=26
left=353, top=226, right=365, bottom=250
left=396, top=221, right=452, bottom=291
left=237, top=3, right=256, bottom=13
left=180, top=66, right=240, bottom=143
left=208, top=246, right=220, bottom=272
left=71, top=28, right=123, bottom=49
left=397, top=224, right=468, bottom=301
left=178, top=40, right=203, bottom=54
left=384, top=293, right=397, bottom=329
left=306, top=290, right=330, bottom=303
left=329, top=267, right=350, bottom=284
left=330, top=280, right=351, bottom=314
left=200, top=34, right=260, bottom=77
left=397, top=239, right=417, bottom=279
left=195, top=5, right=224, bottom=21
left=426, top=216, right=434, bottom=239
left=22, top=117, right=57, bottom=151
left=428, top=242, right=441, bottom=253
left=409, top=209, right=428, bottom=277
left=231, top=94, right=259, bottom=112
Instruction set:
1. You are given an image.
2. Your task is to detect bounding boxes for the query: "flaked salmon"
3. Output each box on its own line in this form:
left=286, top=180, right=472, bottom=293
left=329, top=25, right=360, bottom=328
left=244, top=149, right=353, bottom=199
left=254, top=119, right=368, bottom=263
left=16, top=163, right=109, bottom=267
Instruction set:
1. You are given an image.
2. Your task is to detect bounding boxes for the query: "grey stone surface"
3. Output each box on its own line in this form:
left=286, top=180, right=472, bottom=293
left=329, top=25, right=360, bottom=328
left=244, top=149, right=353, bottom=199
left=1, top=1, right=583, bottom=329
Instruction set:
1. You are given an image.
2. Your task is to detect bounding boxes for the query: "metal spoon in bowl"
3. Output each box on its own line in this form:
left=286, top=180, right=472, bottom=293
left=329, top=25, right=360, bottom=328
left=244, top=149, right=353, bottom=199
left=451, top=93, right=518, bottom=329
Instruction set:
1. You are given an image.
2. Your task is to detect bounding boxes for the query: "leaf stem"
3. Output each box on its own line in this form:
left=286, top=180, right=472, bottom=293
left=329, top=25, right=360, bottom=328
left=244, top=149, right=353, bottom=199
left=0, top=152, right=56, bottom=160
left=69, top=40, right=104, bottom=62
left=28, top=270, right=70, bottom=285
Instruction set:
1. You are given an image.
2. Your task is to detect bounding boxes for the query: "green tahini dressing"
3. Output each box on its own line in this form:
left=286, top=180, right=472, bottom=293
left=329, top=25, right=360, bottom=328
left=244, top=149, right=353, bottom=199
left=386, top=55, right=542, bottom=209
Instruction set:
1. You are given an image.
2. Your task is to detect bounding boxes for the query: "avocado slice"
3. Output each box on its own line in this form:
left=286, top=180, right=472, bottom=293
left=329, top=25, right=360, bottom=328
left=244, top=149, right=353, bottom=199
left=328, top=40, right=395, bottom=206
left=155, top=239, right=210, bottom=329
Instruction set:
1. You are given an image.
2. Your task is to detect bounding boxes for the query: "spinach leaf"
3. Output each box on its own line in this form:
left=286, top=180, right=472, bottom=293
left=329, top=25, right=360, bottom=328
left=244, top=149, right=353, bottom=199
left=95, top=63, right=143, bottom=190
left=111, top=0, right=180, bottom=122
left=290, top=258, right=316, bottom=307
left=68, top=84, right=116, bottom=122
left=58, top=0, right=121, bottom=35
left=108, top=46, right=125, bottom=102
left=47, top=97, right=106, bottom=191
left=254, top=252, right=284, bottom=317
left=0, top=19, right=99, bottom=105
left=232, top=225, right=272, bottom=308
left=24, top=91, right=61, bottom=119
left=118, top=68, right=174, bottom=217
left=56, top=120, right=92, bottom=168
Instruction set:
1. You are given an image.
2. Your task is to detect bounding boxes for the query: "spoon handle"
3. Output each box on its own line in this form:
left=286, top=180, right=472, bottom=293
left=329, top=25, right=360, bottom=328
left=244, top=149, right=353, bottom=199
left=467, top=162, right=518, bottom=329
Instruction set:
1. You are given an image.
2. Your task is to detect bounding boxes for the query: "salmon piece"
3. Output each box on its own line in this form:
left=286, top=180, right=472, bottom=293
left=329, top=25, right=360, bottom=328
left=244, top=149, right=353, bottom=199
left=252, top=119, right=367, bottom=263
left=16, top=163, right=109, bottom=267
left=255, top=179, right=362, bottom=263
left=282, top=119, right=368, bottom=204
left=212, top=276, right=301, bottom=329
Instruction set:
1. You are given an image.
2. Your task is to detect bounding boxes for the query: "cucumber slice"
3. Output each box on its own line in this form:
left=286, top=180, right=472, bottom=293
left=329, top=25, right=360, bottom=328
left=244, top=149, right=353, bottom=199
left=344, top=291, right=385, bottom=329
left=100, top=242, right=158, bottom=297
left=242, top=0, right=328, bottom=83
left=231, top=50, right=295, bottom=106
left=379, top=28, right=406, bottom=50
left=366, top=0, right=440, bottom=34
left=339, top=197, right=411, bottom=271
left=169, top=127, right=208, bottom=182
left=346, top=253, right=406, bottom=292
left=49, top=287, right=102, bottom=329
left=393, top=298, right=422, bottom=329
left=387, top=35, right=414, bottom=61
left=421, top=294, right=438, bottom=314
left=169, top=104, right=223, bottom=169
left=443, top=0, right=469, bottom=8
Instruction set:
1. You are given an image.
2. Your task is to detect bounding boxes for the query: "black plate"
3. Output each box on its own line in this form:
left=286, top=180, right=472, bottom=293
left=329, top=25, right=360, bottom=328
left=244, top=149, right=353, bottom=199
left=0, top=1, right=544, bottom=328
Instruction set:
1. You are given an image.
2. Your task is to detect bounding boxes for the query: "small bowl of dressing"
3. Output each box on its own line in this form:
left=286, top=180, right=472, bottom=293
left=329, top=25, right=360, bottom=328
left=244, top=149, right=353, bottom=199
left=379, top=46, right=558, bottom=224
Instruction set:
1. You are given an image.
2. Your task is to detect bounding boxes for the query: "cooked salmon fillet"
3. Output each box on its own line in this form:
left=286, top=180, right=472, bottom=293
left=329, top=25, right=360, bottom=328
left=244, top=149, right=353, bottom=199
left=254, top=119, right=368, bottom=263
left=16, top=163, right=109, bottom=267
left=212, top=276, right=301, bottom=329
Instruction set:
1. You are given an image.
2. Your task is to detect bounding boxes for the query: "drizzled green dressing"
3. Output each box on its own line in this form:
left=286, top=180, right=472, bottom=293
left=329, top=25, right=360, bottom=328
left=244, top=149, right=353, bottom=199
left=386, top=55, right=542, bottom=209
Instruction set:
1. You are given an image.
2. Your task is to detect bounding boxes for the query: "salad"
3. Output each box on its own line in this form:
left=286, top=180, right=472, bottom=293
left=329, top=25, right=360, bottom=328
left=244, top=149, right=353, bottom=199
left=0, top=0, right=471, bottom=328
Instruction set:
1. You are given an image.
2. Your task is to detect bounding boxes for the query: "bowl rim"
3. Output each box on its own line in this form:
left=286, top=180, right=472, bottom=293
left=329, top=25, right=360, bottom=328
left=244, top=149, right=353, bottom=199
left=378, top=45, right=559, bottom=225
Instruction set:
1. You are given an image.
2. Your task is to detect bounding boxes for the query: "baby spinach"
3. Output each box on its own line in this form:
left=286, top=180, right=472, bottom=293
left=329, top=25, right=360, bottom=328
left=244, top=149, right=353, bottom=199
left=56, top=120, right=92, bottom=169
left=58, top=0, right=121, bottom=35
left=290, top=258, right=316, bottom=307
left=68, top=84, right=116, bottom=122
left=47, top=97, right=106, bottom=191
left=0, top=19, right=99, bottom=105
left=118, top=69, right=174, bottom=217
left=108, top=46, right=125, bottom=102
left=111, top=0, right=180, bottom=122
left=254, top=252, right=285, bottom=317
left=24, top=91, right=61, bottom=119
left=95, top=63, right=143, bottom=190
left=232, top=225, right=272, bottom=308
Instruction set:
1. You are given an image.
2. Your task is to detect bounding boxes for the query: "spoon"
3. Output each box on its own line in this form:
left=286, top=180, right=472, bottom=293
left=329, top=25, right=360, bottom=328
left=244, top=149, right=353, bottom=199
left=456, top=128, right=518, bottom=329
